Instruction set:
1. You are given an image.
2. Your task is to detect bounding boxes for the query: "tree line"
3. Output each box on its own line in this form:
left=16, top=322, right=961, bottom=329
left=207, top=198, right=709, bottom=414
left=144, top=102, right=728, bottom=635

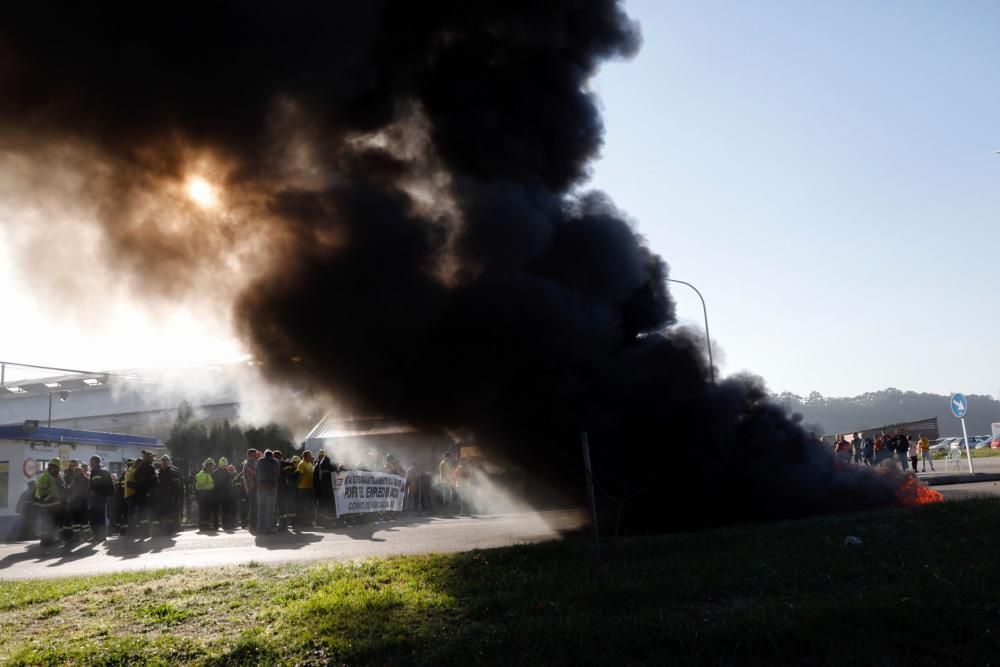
left=165, top=401, right=298, bottom=478
left=775, top=388, right=1000, bottom=438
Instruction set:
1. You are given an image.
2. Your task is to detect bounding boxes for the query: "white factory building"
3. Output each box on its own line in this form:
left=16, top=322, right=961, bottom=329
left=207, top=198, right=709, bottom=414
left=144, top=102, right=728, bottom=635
left=0, top=365, right=241, bottom=441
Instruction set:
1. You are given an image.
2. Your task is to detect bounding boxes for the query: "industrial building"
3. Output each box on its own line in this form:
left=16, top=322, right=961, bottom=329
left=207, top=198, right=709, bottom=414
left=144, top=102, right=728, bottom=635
left=0, top=363, right=241, bottom=442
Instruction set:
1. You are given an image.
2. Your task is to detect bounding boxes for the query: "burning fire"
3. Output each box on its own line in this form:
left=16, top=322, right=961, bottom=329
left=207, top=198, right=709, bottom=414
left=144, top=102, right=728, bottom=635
left=895, top=474, right=944, bottom=507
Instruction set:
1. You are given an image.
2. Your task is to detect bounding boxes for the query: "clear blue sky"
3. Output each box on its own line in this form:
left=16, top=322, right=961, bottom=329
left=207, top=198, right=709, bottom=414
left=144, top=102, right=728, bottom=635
left=590, top=0, right=1000, bottom=398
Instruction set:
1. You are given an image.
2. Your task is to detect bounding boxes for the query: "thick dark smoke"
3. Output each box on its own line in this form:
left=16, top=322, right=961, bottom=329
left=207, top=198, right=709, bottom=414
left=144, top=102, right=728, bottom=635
left=0, top=1, right=906, bottom=532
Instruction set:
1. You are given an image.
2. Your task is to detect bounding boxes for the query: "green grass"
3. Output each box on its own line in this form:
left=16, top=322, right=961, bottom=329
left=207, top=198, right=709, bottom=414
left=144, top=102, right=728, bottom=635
left=4, top=500, right=1000, bottom=665
left=138, top=602, right=193, bottom=625
left=0, top=568, right=181, bottom=612
left=36, top=605, right=61, bottom=620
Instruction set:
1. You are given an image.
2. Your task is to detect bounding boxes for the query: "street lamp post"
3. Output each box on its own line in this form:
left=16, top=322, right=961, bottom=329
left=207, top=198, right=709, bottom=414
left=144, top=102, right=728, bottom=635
left=666, top=278, right=715, bottom=384
left=47, top=390, right=70, bottom=428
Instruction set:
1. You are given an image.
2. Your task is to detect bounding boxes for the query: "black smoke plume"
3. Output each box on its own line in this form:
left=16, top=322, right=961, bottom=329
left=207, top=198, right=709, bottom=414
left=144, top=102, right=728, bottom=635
left=0, top=1, right=907, bottom=531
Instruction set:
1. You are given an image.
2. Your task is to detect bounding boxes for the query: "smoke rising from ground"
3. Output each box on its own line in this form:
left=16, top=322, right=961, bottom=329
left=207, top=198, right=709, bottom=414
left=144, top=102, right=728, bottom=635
left=0, top=1, right=908, bottom=531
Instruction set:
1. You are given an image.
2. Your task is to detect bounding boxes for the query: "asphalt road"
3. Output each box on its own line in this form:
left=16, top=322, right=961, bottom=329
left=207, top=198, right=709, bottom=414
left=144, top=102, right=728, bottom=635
left=917, top=453, right=1000, bottom=477
left=933, top=481, right=1000, bottom=501
left=0, top=510, right=586, bottom=581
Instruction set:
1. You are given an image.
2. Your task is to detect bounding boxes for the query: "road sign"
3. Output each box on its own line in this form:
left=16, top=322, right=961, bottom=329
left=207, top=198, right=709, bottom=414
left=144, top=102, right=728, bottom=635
left=951, top=393, right=968, bottom=419
left=950, top=393, right=973, bottom=473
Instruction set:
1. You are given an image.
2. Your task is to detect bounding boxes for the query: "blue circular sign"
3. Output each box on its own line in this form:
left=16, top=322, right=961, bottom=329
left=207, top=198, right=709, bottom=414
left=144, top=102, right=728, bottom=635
left=951, top=393, right=968, bottom=418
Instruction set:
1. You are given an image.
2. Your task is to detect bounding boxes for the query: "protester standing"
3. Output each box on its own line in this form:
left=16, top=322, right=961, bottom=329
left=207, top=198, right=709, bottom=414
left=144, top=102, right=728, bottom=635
left=861, top=433, right=874, bottom=466
left=87, top=455, right=115, bottom=542
left=908, top=438, right=919, bottom=472
left=112, top=462, right=131, bottom=535
left=834, top=435, right=852, bottom=465
left=157, top=455, right=183, bottom=535
left=34, top=460, right=65, bottom=547
left=129, top=450, right=158, bottom=538
left=314, top=450, right=337, bottom=526
left=212, top=457, right=236, bottom=530
left=439, top=452, right=455, bottom=509
left=453, top=457, right=472, bottom=516
left=296, top=451, right=315, bottom=527
left=123, top=459, right=139, bottom=536
left=404, top=461, right=422, bottom=513
left=68, top=465, right=90, bottom=541
left=195, top=459, right=216, bottom=531
left=278, top=453, right=298, bottom=530
left=894, top=431, right=909, bottom=472
left=242, top=450, right=259, bottom=533
left=14, top=480, right=38, bottom=540
left=873, top=434, right=884, bottom=464
left=255, top=449, right=279, bottom=534
left=919, top=434, right=935, bottom=472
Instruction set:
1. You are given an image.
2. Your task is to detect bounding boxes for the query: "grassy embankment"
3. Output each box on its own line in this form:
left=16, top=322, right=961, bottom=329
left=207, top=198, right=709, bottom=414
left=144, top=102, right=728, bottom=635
left=4, top=499, right=1000, bottom=665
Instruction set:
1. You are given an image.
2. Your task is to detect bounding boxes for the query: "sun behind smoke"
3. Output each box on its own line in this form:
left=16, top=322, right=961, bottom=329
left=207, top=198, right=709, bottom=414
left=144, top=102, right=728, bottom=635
left=186, top=176, right=219, bottom=208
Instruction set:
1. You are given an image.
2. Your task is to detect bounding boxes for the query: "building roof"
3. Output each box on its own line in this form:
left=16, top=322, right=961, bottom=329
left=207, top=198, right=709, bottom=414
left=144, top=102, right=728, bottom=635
left=305, top=414, right=416, bottom=441
left=0, top=423, right=159, bottom=448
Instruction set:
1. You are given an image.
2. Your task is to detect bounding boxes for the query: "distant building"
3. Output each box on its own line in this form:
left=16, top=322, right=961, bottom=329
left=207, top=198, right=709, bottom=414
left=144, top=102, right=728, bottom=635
left=0, top=367, right=242, bottom=442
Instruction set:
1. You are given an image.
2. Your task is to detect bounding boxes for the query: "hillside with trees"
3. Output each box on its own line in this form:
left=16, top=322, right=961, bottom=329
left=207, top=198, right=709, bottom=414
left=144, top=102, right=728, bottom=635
left=774, top=389, right=1000, bottom=438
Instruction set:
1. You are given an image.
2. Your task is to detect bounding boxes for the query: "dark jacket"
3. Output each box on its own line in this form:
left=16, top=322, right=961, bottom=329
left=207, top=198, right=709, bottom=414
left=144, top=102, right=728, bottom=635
left=279, top=461, right=298, bottom=497
left=862, top=438, right=874, bottom=457
left=256, top=456, right=280, bottom=489
left=157, top=466, right=183, bottom=505
left=314, top=457, right=336, bottom=499
left=69, top=473, right=90, bottom=502
left=212, top=467, right=234, bottom=498
left=131, top=460, right=158, bottom=501
left=89, top=467, right=115, bottom=500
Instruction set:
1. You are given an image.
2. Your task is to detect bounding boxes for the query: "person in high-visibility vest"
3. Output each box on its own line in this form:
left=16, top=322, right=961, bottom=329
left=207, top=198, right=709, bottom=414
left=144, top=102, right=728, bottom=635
left=195, top=459, right=217, bottom=531
left=34, top=460, right=65, bottom=547
left=122, top=460, right=139, bottom=537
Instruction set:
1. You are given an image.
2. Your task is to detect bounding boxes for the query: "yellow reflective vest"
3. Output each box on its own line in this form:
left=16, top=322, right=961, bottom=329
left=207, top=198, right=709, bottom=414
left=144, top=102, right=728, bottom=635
left=34, top=470, right=61, bottom=505
left=195, top=469, right=215, bottom=492
left=123, top=468, right=137, bottom=499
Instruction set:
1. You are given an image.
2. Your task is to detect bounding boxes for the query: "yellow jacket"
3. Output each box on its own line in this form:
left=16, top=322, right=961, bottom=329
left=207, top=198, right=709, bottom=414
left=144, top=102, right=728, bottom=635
left=918, top=436, right=930, bottom=453
left=296, top=461, right=314, bottom=489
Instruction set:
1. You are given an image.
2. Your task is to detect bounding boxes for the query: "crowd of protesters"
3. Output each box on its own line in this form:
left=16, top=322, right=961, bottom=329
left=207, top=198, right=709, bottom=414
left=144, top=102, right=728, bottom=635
left=16, top=450, right=183, bottom=546
left=13, top=446, right=481, bottom=547
left=827, top=430, right=935, bottom=473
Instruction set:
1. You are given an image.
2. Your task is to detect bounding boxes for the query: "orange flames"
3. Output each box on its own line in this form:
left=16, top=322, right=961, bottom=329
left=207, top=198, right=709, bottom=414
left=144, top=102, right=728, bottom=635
left=895, top=474, right=944, bottom=507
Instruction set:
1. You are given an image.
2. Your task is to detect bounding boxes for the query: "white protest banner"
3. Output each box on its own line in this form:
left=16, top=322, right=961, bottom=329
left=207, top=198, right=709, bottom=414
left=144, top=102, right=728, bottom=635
left=334, top=470, right=405, bottom=516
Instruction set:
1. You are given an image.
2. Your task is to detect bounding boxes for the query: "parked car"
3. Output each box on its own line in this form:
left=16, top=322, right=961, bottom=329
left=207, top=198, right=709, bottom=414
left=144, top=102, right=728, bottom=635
left=992, top=436, right=1000, bottom=449
left=973, top=435, right=993, bottom=449
left=929, top=437, right=956, bottom=452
